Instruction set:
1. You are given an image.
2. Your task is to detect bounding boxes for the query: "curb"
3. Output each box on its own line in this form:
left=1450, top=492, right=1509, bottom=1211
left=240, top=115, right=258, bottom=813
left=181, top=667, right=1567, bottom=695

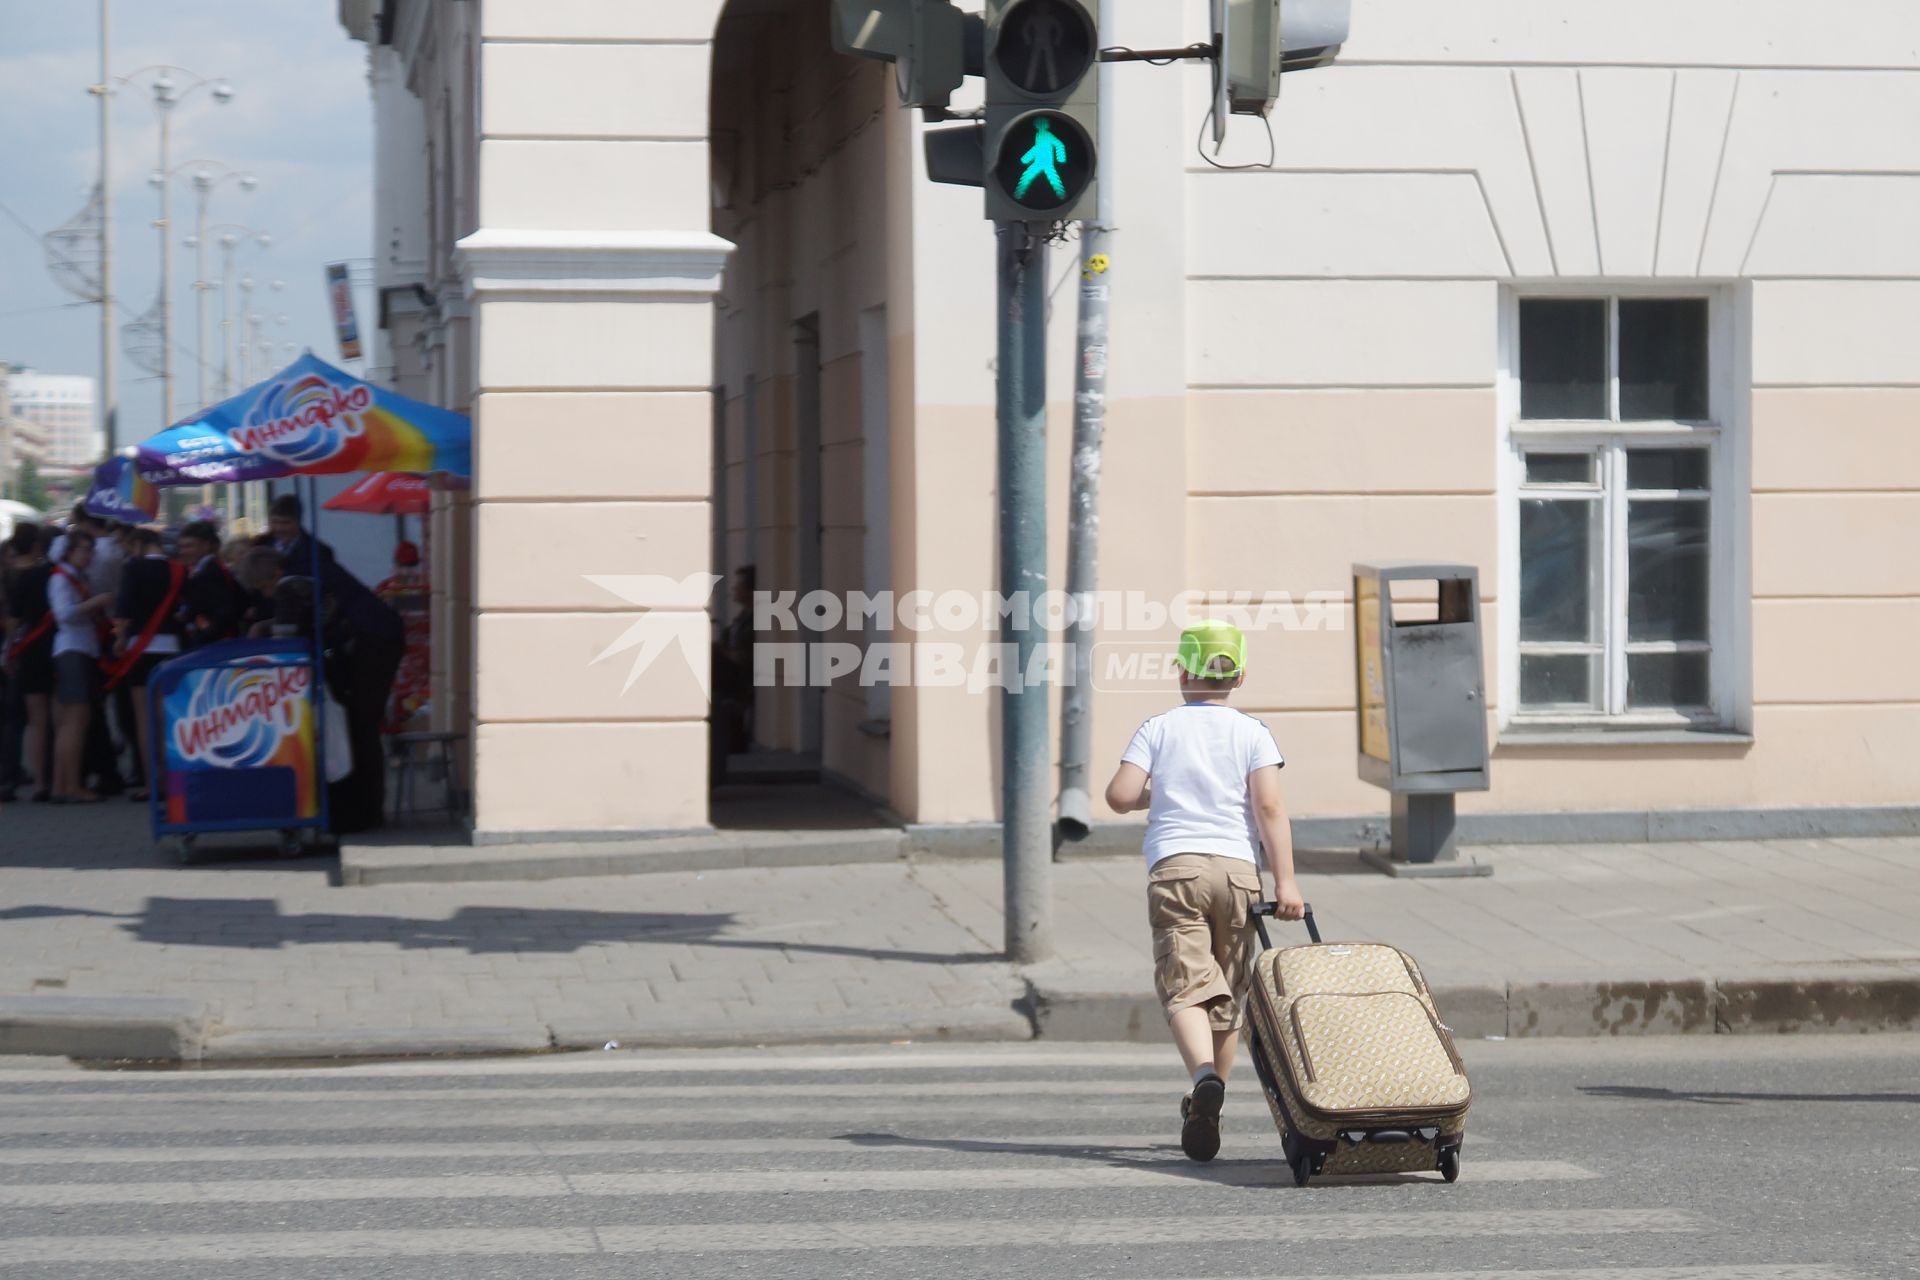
left=200, top=1026, right=555, bottom=1062
left=1023, top=971, right=1920, bottom=1042
left=9, top=971, right=1919, bottom=1064
left=549, top=1004, right=1035, bottom=1051
left=0, top=997, right=209, bottom=1061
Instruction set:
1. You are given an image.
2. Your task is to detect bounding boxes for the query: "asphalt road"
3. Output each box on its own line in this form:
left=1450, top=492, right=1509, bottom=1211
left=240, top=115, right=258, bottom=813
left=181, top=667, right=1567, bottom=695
left=0, top=1035, right=1913, bottom=1278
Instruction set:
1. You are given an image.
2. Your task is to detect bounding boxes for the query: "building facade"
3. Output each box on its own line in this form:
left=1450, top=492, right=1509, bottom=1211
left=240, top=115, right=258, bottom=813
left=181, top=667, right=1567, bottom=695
left=0, top=372, right=51, bottom=504
left=0, top=368, right=100, bottom=474
left=341, top=0, right=1920, bottom=844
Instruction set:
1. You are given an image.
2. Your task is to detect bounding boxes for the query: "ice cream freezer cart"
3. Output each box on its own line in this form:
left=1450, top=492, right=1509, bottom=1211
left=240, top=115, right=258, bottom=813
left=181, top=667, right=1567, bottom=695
left=147, top=637, right=334, bottom=863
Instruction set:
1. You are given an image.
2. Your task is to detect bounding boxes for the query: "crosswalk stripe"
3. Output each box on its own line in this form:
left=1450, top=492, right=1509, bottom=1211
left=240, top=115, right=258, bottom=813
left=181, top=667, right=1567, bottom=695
left=0, top=1101, right=1264, bottom=1135
left=595, top=1209, right=1694, bottom=1251
left=1166, top=1271, right=1851, bottom=1280
left=0, top=1228, right=597, bottom=1264
left=0, top=1159, right=1591, bottom=1207
left=0, top=1135, right=1188, bottom=1165
left=0, top=1079, right=1227, bottom=1107
left=0, top=1047, right=1177, bottom=1085
left=0, top=1210, right=1694, bottom=1264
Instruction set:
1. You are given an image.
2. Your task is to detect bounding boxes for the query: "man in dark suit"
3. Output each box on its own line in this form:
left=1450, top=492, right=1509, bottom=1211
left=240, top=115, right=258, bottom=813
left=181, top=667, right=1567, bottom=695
left=173, top=521, right=244, bottom=650
left=237, top=545, right=404, bottom=834
left=267, top=493, right=337, bottom=578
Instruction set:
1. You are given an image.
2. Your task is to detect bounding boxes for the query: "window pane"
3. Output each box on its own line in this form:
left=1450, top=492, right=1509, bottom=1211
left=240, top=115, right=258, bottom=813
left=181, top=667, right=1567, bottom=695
left=1520, top=497, right=1599, bottom=642
left=1628, top=652, right=1710, bottom=710
left=1628, top=500, right=1710, bottom=642
left=1627, top=448, right=1709, bottom=492
left=1520, top=299, right=1608, bottom=420
left=1524, top=452, right=1596, bottom=485
left=1619, top=298, right=1709, bottom=420
left=1521, top=653, right=1599, bottom=709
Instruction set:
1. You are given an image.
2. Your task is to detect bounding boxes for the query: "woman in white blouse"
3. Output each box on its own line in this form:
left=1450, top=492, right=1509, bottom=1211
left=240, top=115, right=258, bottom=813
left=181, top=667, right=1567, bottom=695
left=47, top=528, right=112, bottom=803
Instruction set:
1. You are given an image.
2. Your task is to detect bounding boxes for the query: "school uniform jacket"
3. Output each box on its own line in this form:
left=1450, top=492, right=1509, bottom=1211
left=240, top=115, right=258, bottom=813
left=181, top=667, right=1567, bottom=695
left=176, top=559, right=245, bottom=649
left=115, top=557, right=187, bottom=652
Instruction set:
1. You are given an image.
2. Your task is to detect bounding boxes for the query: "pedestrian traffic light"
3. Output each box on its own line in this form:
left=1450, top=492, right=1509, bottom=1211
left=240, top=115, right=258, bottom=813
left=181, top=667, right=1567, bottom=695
left=832, top=0, right=981, bottom=114
left=984, top=0, right=1098, bottom=222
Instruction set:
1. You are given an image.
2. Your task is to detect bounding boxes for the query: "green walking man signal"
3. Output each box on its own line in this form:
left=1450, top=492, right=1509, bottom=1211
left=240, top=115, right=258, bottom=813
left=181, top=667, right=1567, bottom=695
left=991, top=108, right=1093, bottom=215
left=1014, top=117, right=1068, bottom=200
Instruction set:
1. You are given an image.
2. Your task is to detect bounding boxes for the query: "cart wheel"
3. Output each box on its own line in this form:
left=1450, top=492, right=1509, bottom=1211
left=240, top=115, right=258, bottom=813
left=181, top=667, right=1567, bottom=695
left=1438, top=1147, right=1461, bottom=1183
left=167, top=835, right=199, bottom=866
left=277, top=830, right=305, bottom=859
left=1290, top=1151, right=1313, bottom=1188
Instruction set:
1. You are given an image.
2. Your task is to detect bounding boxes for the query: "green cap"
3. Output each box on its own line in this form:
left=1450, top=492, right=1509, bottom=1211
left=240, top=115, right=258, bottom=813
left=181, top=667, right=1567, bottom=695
left=1176, top=619, right=1246, bottom=680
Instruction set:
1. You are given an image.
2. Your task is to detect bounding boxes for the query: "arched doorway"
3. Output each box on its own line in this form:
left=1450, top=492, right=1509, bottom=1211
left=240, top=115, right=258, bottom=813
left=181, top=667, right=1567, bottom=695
left=707, top=0, right=904, bottom=830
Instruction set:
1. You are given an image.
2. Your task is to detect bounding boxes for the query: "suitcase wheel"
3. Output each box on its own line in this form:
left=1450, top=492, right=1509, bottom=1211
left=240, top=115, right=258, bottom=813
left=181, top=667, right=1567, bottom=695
left=1438, top=1147, right=1461, bottom=1183
left=1290, top=1151, right=1312, bottom=1188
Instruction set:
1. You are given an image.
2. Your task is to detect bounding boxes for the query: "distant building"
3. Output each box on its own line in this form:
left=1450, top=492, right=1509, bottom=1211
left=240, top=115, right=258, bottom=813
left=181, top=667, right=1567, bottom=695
left=0, top=372, right=50, bottom=504
left=0, top=367, right=101, bottom=471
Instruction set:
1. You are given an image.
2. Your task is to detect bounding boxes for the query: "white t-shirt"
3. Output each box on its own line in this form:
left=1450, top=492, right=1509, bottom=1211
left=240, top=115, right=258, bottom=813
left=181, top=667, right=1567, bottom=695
left=1121, top=701, right=1284, bottom=868
left=49, top=567, right=101, bottom=659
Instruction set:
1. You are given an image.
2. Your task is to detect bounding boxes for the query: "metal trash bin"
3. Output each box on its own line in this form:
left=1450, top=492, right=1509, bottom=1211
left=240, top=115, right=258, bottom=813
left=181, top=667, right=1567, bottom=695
left=1352, top=561, right=1491, bottom=877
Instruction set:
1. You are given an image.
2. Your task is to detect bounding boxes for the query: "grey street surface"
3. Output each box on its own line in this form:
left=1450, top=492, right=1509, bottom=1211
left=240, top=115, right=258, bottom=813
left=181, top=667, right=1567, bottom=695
left=1, top=802, right=1919, bottom=1055
left=0, top=1036, right=1914, bottom=1277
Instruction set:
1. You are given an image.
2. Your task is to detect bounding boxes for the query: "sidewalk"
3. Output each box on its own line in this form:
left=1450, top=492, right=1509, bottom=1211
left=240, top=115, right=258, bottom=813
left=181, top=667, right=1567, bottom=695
left=1, top=799, right=1917, bottom=1060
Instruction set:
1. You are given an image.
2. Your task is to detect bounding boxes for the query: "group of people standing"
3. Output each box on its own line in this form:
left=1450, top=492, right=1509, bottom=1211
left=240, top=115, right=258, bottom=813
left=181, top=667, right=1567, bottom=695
left=0, top=494, right=404, bottom=833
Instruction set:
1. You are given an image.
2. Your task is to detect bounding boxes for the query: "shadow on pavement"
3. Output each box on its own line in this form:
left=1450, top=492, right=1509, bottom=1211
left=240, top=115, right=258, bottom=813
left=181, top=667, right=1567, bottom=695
left=1580, top=1084, right=1920, bottom=1106
left=0, top=897, right=1001, bottom=965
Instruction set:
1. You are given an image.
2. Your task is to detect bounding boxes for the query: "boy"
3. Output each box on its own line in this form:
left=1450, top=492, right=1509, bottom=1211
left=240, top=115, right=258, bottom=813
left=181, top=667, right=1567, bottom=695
left=1104, top=619, right=1305, bottom=1162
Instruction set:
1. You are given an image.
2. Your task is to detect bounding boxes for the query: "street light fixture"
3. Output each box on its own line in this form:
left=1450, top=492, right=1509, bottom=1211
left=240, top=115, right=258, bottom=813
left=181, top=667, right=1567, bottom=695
left=208, top=222, right=271, bottom=400
left=113, top=63, right=238, bottom=427
left=179, top=162, right=258, bottom=413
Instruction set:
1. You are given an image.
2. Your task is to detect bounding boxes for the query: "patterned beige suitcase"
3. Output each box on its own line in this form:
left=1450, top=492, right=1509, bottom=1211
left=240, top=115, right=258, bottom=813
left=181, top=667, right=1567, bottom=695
left=1242, top=903, right=1472, bottom=1186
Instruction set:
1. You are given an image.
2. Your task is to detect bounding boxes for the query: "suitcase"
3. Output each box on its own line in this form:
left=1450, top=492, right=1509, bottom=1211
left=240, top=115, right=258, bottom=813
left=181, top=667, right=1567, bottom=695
left=1242, top=901, right=1472, bottom=1186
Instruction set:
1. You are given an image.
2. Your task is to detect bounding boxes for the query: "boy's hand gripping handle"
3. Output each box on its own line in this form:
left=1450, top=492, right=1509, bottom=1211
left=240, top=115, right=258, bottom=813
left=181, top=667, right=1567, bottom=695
left=1250, top=901, right=1319, bottom=950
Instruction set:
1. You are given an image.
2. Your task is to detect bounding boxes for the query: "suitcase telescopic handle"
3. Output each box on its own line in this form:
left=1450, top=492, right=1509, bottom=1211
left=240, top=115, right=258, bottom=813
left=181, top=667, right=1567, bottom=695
left=1250, top=901, right=1319, bottom=950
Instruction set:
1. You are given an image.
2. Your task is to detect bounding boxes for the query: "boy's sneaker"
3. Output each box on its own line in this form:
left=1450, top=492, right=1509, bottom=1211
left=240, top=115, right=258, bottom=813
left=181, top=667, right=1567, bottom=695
left=1180, top=1072, right=1226, bottom=1162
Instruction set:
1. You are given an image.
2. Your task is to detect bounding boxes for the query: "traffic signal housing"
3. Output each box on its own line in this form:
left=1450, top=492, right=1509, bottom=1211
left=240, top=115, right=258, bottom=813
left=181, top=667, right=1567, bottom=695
left=984, top=0, right=1099, bottom=223
left=831, top=0, right=980, bottom=114
left=1225, top=0, right=1352, bottom=118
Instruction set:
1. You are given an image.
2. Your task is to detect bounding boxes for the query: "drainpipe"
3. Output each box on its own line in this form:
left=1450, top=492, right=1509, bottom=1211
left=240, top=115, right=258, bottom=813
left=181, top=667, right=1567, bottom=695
left=1055, top=0, right=1117, bottom=848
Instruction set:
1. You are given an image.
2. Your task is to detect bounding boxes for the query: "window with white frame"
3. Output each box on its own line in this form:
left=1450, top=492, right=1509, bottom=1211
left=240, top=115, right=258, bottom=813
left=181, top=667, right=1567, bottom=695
left=1505, top=292, right=1733, bottom=727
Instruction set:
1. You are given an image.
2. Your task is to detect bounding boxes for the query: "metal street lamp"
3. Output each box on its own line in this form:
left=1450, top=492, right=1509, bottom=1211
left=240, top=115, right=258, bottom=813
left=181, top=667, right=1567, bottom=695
left=115, top=64, right=236, bottom=428
left=208, top=225, right=270, bottom=401
left=184, top=166, right=257, bottom=414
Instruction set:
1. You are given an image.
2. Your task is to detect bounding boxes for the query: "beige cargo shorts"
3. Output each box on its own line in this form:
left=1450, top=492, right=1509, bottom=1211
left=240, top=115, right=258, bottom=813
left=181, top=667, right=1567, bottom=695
left=1146, top=853, right=1265, bottom=1031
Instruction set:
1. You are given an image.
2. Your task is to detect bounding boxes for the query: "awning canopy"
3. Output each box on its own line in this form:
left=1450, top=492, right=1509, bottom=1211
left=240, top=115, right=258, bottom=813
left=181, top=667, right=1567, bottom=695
left=322, top=471, right=433, bottom=515
left=131, top=353, right=470, bottom=487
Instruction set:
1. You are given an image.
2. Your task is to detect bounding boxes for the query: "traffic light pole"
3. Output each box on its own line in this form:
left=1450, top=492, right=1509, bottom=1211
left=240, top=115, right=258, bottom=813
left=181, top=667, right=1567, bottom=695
left=998, top=220, right=1051, bottom=964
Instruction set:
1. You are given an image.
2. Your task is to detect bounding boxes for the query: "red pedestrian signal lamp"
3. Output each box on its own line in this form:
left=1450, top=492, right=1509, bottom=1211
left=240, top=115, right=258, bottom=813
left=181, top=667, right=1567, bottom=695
left=984, top=0, right=1098, bottom=222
